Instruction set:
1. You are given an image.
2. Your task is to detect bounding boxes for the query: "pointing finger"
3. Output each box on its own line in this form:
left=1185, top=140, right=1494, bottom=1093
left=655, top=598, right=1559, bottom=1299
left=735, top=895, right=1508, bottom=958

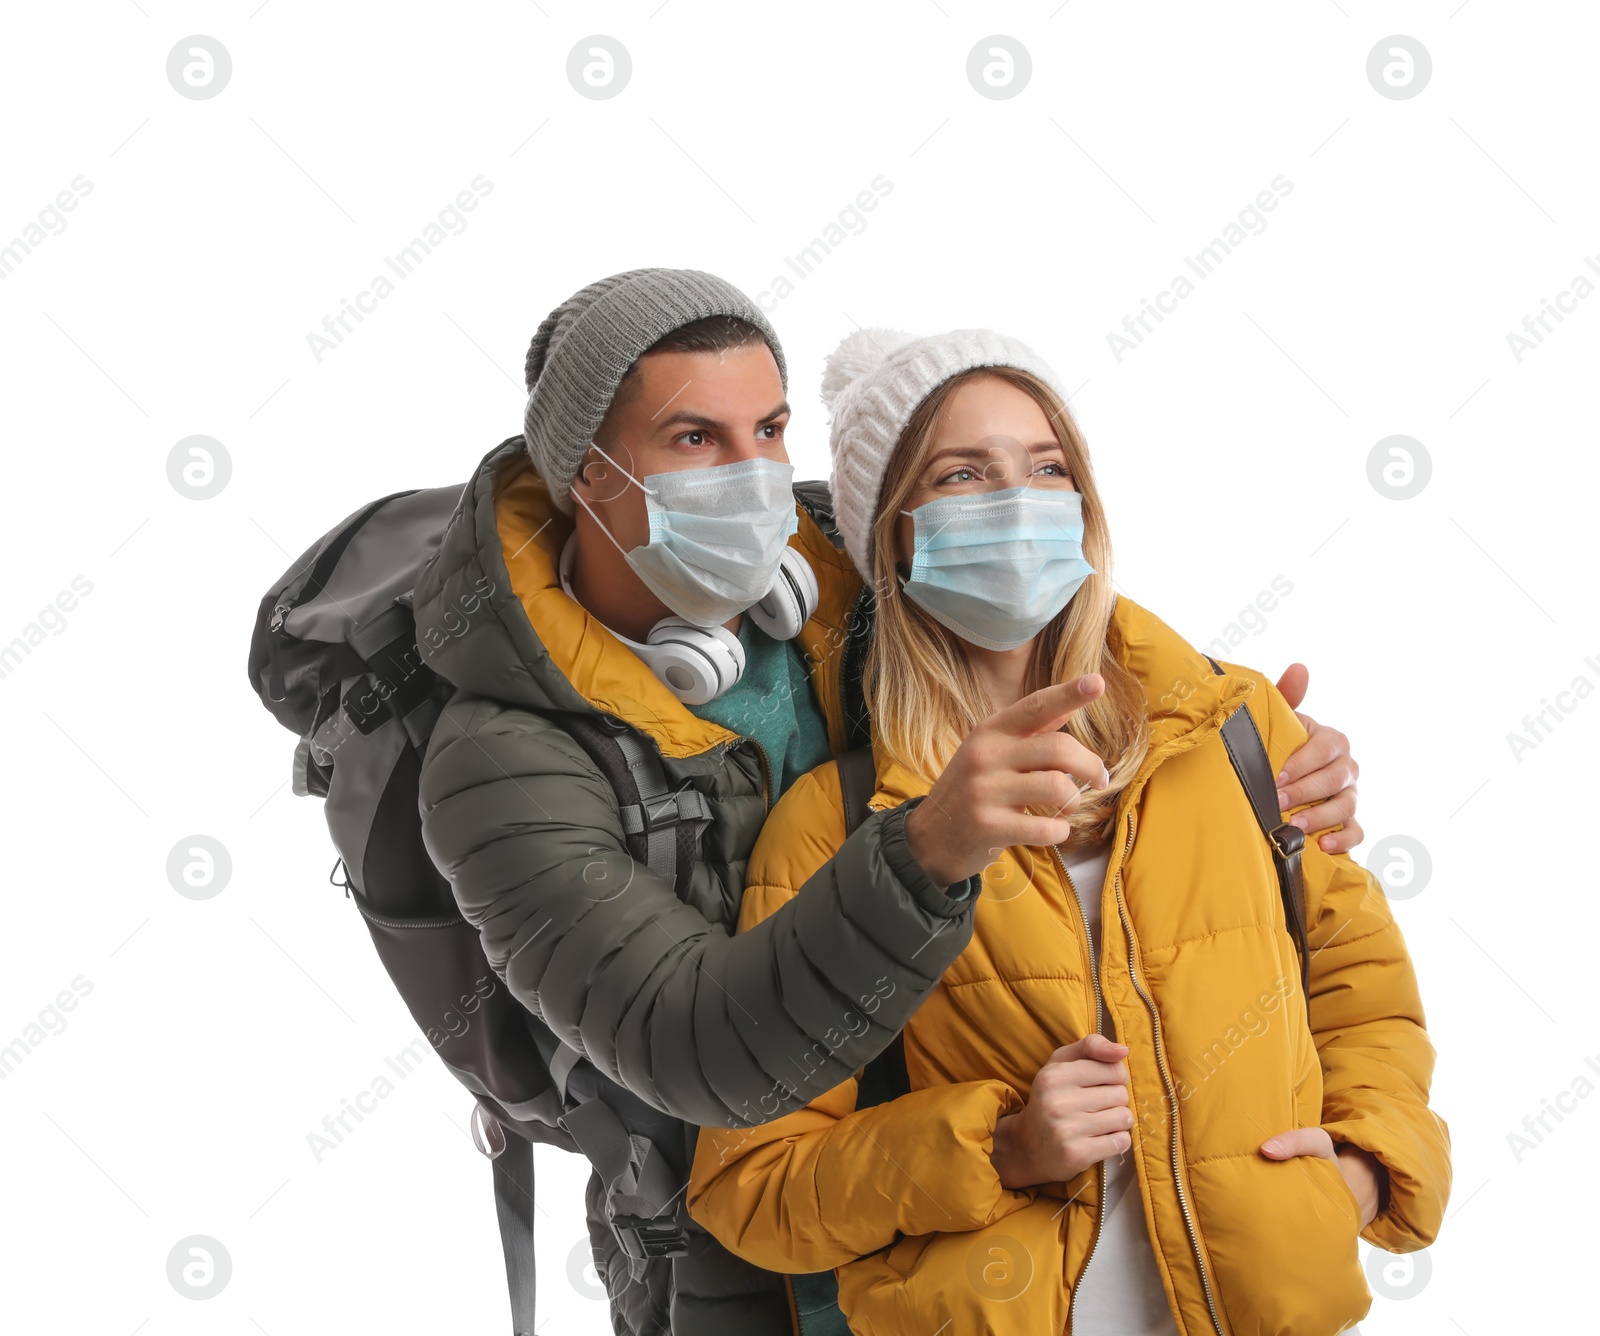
left=993, top=675, right=1105, bottom=740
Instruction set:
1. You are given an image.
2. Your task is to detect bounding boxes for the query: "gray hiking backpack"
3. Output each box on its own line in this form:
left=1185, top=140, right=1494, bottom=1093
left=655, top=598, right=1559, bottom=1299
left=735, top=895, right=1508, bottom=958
left=246, top=475, right=722, bottom=1333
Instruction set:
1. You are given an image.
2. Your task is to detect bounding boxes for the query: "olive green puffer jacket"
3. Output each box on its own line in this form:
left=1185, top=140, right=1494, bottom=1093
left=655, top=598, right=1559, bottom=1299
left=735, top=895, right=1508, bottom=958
left=414, top=440, right=981, bottom=1332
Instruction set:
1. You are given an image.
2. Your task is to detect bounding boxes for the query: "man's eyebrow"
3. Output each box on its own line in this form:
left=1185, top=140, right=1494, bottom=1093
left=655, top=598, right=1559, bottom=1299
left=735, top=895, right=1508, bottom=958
left=654, top=411, right=724, bottom=432
left=654, top=401, right=792, bottom=432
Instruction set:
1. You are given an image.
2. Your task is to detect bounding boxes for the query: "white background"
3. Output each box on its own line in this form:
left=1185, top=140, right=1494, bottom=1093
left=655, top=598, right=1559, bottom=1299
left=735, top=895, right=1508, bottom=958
left=1, top=2, right=1592, bottom=1333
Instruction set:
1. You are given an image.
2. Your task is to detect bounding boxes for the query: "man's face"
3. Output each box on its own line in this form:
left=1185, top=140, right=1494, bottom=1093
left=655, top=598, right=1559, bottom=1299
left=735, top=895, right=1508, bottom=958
left=572, top=341, right=790, bottom=551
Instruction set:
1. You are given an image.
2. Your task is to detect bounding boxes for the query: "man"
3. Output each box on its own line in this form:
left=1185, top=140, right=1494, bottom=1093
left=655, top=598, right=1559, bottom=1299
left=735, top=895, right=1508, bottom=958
left=414, top=269, right=1363, bottom=1333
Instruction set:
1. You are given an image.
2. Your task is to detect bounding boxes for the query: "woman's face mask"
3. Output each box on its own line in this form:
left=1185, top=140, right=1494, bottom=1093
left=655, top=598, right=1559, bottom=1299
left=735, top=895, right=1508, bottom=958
left=900, top=485, right=1095, bottom=651
left=575, top=446, right=799, bottom=628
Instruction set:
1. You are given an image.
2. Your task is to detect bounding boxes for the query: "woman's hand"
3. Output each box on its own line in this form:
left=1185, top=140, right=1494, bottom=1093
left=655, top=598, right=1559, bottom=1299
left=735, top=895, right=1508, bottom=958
left=904, top=676, right=1108, bottom=887
left=1259, top=1126, right=1386, bottom=1228
left=1274, top=663, right=1364, bottom=855
left=990, top=1034, right=1131, bottom=1189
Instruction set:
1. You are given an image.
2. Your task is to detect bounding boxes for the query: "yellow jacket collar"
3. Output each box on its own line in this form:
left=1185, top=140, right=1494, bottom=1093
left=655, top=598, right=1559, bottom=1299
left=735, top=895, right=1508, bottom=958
left=867, top=595, right=1256, bottom=810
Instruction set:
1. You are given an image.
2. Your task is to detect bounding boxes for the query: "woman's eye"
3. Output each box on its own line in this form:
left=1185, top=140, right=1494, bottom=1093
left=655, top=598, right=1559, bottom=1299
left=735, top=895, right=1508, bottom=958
left=1036, top=462, right=1070, bottom=478
left=940, top=467, right=977, bottom=485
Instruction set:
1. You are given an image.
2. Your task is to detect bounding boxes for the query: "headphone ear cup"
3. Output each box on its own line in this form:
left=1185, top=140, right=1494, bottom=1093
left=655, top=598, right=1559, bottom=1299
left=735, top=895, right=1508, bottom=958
left=748, top=548, right=820, bottom=642
left=644, top=619, right=746, bottom=706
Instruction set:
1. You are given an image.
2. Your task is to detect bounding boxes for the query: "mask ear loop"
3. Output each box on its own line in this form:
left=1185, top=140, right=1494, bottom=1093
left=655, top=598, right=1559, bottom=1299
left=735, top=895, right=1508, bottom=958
left=895, top=506, right=935, bottom=597
left=587, top=440, right=658, bottom=497
left=571, top=440, right=658, bottom=562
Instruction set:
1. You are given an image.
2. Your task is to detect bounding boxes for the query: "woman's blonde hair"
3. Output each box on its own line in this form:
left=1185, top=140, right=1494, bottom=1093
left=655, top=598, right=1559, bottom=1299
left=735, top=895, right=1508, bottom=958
left=863, top=366, right=1149, bottom=845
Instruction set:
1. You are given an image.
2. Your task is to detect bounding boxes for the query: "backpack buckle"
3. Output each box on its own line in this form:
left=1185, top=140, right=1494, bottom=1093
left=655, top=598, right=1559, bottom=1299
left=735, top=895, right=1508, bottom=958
left=621, top=789, right=712, bottom=836
left=610, top=1212, right=690, bottom=1260
left=639, top=796, right=684, bottom=833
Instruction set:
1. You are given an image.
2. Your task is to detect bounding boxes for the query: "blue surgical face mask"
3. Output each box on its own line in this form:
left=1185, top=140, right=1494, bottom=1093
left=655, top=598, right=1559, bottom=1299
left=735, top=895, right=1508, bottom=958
left=575, top=448, right=799, bottom=628
left=901, top=486, right=1096, bottom=651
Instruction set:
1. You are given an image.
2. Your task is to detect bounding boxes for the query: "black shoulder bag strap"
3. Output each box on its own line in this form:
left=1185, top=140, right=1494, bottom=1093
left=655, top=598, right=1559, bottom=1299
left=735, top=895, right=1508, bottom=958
left=1205, top=658, right=1312, bottom=1019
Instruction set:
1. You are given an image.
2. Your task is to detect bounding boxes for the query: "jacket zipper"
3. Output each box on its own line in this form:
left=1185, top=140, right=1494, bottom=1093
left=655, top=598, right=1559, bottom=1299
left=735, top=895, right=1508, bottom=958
left=747, top=737, right=773, bottom=814
left=1110, top=809, right=1228, bottom=1336
left=1054, top=847, right=1105, bottom=1035
left=1052, top=845, right=1106, bottom=1336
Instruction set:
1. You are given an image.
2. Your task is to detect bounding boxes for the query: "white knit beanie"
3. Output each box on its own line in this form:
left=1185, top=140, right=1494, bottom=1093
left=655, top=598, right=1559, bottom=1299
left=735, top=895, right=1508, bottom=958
left=821, top=327, right=1068, bottom=580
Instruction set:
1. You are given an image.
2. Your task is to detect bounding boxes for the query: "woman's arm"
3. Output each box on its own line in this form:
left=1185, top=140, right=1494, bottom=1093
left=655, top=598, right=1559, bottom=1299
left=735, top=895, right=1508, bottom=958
left=1246, top=671, right=1453, bottom=1251
left=688, top=1073, right=1033, bottom=1273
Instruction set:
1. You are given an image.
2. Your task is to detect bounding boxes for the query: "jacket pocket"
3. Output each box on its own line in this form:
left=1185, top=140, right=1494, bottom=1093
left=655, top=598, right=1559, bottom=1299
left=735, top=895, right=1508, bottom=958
left=1305, top=1150, right=1365, bottom=1240
left=835, top=1203, right=1070, bottom=1336
left=1184, top=1151, right=1370, bottom=1336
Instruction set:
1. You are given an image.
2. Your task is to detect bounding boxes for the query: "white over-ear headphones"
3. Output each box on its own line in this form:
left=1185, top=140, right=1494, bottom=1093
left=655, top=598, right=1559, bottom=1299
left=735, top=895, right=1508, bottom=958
left=748, top=543, right=820, bottom=642
left=558, top=535, right=819, bottom=706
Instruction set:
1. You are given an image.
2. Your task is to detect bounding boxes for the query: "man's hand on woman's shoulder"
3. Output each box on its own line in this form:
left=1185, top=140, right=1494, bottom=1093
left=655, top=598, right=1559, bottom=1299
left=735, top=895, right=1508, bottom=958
left=1274, top=663, right=1363, bottom=856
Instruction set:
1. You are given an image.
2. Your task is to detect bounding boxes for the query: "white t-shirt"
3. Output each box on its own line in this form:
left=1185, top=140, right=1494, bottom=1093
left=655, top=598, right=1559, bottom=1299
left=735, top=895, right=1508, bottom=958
left=1058, top=840, right=1362, bottom=1336
left=1058, top=839, right=1179, bottom=1334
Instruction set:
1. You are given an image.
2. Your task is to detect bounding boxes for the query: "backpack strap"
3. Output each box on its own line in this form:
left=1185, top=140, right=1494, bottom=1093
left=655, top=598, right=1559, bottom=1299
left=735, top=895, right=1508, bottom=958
left=534, top=1027, right=693, bottom=1275
left=539, top=714, right=709, bottom=1279
left=837, top=745, right=912, bottom=1111
left=791, top=478, right=841, bottom=544
left=1206, top=658, right=1312, bottom=1017
left=835, top=744, right=876, bottom=838
left=483, top=1119, right=539, bottom=1336
left=559, top=1098, right=690, bottom=1274
left=855, top=1031, right=912, bottom=1109
left=792, top=479, right=874, bottom=750
left=838, top=587, right=876, bottom=752
left=560, top=713, right=712, bottom=893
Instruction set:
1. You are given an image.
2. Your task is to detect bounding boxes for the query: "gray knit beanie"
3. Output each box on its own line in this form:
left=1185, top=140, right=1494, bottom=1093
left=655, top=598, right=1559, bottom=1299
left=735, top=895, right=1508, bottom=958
left=523, top=268, right=787, bottom=513
left=821, top=327, right=1067, bottom=580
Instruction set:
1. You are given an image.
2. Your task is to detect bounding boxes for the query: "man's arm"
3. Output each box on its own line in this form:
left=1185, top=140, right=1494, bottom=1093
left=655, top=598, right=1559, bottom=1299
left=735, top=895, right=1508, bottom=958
left=418, top=696, right=979, bottom=1130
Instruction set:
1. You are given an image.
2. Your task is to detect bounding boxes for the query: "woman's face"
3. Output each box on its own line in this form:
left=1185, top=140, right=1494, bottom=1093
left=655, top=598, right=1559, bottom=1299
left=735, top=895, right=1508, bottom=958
left=892, top=373, right=1076, bottom=569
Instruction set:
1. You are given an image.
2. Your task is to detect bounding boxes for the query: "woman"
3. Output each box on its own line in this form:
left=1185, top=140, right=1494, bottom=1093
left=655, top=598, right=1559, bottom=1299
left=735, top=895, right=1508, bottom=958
left=685, top=328, right=1450, bottom=1335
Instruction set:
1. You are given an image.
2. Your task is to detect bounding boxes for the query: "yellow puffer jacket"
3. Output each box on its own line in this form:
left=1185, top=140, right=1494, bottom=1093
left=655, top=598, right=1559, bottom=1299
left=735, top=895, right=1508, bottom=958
left=686, top=596, right=1450, bottom=1336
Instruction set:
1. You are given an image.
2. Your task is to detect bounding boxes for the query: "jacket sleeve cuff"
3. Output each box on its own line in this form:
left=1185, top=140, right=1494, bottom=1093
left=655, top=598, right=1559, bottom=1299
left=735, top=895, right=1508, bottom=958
left=1323, top=1116, right=1448, bottom=1252
left=878, top=797, right=983, bottom=919
left=811, top=1078, right=1037, bottom=1247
